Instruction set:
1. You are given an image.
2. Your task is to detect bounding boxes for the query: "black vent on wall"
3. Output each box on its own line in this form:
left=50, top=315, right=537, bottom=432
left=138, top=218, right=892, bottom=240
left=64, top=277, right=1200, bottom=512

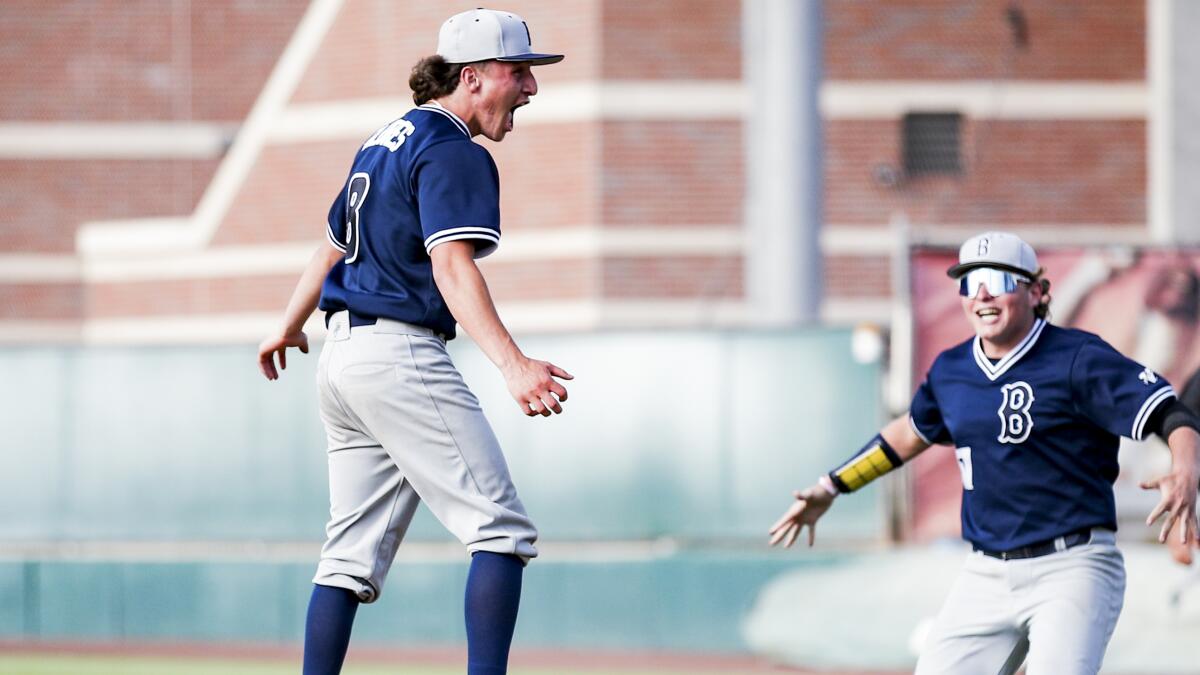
left=903, top=112, right=962, bottom=176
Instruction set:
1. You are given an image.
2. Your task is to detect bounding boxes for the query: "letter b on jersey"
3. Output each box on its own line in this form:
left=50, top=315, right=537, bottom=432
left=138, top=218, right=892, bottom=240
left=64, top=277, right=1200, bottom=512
left=997, top=381, right=1035, bottom=444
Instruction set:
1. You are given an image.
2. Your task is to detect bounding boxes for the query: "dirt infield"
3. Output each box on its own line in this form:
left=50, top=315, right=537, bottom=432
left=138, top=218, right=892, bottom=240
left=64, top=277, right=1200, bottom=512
left=0, top=640, right=905, bottom=674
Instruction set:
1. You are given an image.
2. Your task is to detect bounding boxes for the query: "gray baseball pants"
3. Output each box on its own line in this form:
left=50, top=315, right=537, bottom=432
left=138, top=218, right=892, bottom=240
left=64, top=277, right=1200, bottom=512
left=312, top=311, right=538, bottom=603
left=914, top=529, right=1125, bottom=675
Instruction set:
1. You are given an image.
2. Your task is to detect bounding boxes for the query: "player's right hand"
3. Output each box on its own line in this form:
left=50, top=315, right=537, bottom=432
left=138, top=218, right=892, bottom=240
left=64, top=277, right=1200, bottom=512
left=502, top=357, right=572, bottom=417
left=769, top=486, right=835, bottom=548
left=257, top=331, right=309, bottom=380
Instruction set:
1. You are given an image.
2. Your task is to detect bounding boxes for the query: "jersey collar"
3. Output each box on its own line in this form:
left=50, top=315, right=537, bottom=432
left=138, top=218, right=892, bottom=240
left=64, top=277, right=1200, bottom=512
left=972, top=318, right=1046, bottom=381
left=419, top=101, right=471, bottom=138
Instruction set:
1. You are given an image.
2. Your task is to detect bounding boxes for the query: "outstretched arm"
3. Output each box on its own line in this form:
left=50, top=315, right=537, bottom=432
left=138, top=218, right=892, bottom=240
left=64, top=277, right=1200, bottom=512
left=431, top=241, right=573, bottom=417
left=257, top=242, right=343, bottom=380
left=1142, top=426, right=1200, bottom=545
left=769, top=414, right=931, bottom=548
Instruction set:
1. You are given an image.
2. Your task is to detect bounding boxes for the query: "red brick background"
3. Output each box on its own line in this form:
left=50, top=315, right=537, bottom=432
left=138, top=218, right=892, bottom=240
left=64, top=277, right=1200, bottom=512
left=0, top=283, right=82, bottom=320
left=0, top=0, right=1154, bottom=338
left=87, top=275, right=298, bottom=318
left=602, top=255, right=743, bottom=298
left=600, top=0, right=741, bottom=79
left=0, top=158, right=219, bottom=252
left=825, top=119, right=1146, bottom=226
left=825, top=0, right=1144, bottom=81
left=824, top=254, right=893, bottom=299
left=213, top=142, right=350, bottom=246
left=601, top=121, right=743, bottom=227
left=0, top=0, right=303, bottom=121
left=481, top=257, right=599, bottom=302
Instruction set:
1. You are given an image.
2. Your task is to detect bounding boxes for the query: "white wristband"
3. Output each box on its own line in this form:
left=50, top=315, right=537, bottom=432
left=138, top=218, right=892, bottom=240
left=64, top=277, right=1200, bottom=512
left=818, top=474, right=840, bottom=498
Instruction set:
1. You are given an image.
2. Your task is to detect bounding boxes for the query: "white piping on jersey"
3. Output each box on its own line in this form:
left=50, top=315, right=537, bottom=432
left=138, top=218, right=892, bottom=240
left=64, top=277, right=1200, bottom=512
left=908, top=415, right=932, bottom=445
left=971, top=318, right=1046, bottom=381
left=418, top=101, right=471, bottom=138
left=424, top=227, right=500, bottom=256
left=426, top=234, right=499, bottom=259
left=325, top=223, right=347, bottom=253
left=1132, top=385, right=1176, bottom=441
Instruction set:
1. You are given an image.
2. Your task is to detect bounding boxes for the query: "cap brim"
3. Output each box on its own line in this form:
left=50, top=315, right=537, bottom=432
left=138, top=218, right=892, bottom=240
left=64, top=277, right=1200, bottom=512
left=495, top=53, right=564, bottom=65
left=946, top=261, right=1034, bottom=279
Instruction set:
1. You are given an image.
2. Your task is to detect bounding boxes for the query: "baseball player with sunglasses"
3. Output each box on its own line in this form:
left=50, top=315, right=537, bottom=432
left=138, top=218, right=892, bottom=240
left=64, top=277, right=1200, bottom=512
left=257, top=9, right=569, bottom=675
left=770, top=231, right=1200, bottom=674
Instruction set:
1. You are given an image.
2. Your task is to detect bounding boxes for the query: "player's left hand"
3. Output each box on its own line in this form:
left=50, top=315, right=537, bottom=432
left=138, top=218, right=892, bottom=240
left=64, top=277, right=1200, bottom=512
left=769, top=485, right=835, bottom=548
left=1141, top=468, right=1199, bottom=545
left=257, top=331, right=309, bottom=380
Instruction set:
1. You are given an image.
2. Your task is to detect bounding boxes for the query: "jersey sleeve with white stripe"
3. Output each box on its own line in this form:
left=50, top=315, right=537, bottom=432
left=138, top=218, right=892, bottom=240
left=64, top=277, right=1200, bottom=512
left=909, top=363, right=952, bottom=446
left=414, top=140, right=501, bottom=258
left=1069, top=335, right=1175, bottom=441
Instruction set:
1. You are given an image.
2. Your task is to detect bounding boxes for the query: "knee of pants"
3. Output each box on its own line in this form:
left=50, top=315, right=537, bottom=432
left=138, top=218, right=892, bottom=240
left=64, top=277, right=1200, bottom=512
left=467, top=535, right=538, bottom=566
left=313, top=566, right=383, bottom=604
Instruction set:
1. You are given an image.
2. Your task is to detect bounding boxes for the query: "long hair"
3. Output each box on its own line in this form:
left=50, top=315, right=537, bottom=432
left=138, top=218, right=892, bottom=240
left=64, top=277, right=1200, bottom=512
left=409, top=55, right=468, bottom=105
left=1029, top=269, right=1052, bottom=320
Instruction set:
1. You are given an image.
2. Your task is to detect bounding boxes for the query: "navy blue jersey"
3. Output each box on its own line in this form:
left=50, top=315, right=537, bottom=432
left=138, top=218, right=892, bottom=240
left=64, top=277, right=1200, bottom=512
left=910, top=319, right=1176, bottom=551
left=318, top=102, right=501, bottom=339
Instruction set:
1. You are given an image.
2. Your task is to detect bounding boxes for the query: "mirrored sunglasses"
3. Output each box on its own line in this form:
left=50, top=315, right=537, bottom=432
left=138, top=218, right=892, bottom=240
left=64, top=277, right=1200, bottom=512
left=958, top=268, right=1030, bottom=298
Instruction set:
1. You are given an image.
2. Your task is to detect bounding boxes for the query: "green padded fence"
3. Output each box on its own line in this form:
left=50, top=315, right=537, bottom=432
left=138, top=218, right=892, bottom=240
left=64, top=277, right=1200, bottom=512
left=0, top=328, right=883, bottom=649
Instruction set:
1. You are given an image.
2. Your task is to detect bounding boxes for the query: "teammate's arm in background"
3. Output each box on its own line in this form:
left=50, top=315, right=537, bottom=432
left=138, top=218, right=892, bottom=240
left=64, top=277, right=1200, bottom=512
left=769, top=414, right=931, bottom=548
left=430, top=240, right=573, bottom=417
left=257, top=241, right=344, bottom=380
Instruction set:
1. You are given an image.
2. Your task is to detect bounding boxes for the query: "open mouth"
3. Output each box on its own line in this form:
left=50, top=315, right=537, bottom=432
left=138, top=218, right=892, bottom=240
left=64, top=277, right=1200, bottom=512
left=507, top=101, right=529, bottom=131
left=976, top=307, right=1001, bottom=323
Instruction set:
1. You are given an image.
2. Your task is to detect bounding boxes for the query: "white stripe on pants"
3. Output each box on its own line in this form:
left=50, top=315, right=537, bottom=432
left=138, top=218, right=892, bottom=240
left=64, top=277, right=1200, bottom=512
left=914, top=529, right=1125, bottom=675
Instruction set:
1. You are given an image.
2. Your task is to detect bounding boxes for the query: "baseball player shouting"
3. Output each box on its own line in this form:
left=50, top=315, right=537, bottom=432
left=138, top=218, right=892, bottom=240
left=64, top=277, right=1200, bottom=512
left=257, top=9, right=569, bottom=675
left=770, top=232, right=1200, bottom=675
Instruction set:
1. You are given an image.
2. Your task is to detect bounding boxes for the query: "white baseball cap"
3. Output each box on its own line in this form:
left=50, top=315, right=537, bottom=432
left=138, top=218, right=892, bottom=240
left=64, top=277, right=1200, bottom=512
left=437, top=9, right=564, bottom=65
left=947, top=231, right=1039, bottom=279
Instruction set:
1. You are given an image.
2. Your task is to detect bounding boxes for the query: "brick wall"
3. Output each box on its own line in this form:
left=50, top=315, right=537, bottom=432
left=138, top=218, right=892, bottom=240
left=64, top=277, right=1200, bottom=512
left=821, top=1, right=1149, bottom=312
left=600, top=0, right=741, bottom=79
left=824, top=254, right=892, bottom=299
left=0, top=158, right=219, bottom=252
left=0, top=1, right=303, bottom=329
left=86, top=276, right=299, bottom=318
left=602, top=255, right=742, bottom=298
left=1, top=1, right=1157, bottom=340
left=825, top=118, right=1146, bottom=226
left=213, top=142, right=351, bottom=246
left=601, top=121, right=742, bottom=227
left=482, top=122, right=599, bottom=232
left=0, top=0, right=303, bottom=121
left=479, top=257, right=598, bottom=302
left=825, top=0, right=1144, bottom=81
left=0, top=283, right=81, bottom=320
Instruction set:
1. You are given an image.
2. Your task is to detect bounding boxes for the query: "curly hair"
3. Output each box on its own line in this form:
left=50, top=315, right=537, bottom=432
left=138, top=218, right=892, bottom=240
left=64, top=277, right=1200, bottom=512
left=409, top=55, right=493, bottom=105
left=1029, top=270, right=1052, bottom=320
left=409, top=55, right=467, bottom=105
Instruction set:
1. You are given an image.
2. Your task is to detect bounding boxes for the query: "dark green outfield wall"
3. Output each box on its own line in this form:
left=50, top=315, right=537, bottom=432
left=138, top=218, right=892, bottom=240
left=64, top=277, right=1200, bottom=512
left=0, top=328, right=883, bottom=650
